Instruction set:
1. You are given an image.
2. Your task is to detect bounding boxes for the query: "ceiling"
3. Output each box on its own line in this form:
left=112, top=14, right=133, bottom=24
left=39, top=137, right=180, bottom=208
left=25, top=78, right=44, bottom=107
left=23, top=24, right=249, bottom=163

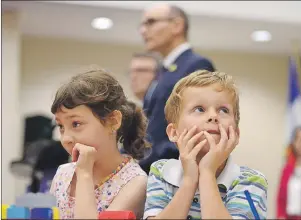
left=3, top=1, right=301, bottom=55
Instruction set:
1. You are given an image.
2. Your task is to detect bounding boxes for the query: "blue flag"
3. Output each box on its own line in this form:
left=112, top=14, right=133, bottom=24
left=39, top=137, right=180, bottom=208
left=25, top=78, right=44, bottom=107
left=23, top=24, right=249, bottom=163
left=285, top=56, right=301, bottom=144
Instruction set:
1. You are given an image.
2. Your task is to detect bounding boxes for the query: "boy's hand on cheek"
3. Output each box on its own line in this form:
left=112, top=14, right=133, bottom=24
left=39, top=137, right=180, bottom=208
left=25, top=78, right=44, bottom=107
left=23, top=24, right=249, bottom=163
left=177, top=126, right=207, bottom=185
left=73, top=143, right=97, bottom=175
left=198, top=124, right=238, bottom=175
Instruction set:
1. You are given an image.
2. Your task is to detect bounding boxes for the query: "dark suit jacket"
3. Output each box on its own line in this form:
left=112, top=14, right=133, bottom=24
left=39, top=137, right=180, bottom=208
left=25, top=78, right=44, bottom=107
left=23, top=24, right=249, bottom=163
left=139, top=48, right=215, bottom=173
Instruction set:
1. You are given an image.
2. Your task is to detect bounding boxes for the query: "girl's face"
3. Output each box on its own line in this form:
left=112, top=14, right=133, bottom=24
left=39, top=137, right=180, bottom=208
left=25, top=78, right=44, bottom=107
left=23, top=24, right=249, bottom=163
left=55, top=105, right=117, bottom=161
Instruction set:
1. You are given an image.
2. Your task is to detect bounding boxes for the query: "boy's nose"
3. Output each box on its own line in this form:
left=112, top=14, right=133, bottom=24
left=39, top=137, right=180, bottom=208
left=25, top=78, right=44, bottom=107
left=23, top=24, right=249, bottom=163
left=207, top=109, right=219, bottom=123
left=207, top=117, right=218, bottom=123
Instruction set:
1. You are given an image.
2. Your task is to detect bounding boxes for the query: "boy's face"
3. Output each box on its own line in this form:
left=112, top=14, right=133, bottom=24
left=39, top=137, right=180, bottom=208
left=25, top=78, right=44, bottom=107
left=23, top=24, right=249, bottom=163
left=167, top=84, right=239, bottom=156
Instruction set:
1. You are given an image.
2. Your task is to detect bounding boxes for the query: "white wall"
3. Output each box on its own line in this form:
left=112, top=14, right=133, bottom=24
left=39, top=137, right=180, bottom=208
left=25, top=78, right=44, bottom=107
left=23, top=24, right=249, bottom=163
left=2, top=11, right=25, bottom=204
left=18, top=35, right=288, bottom=217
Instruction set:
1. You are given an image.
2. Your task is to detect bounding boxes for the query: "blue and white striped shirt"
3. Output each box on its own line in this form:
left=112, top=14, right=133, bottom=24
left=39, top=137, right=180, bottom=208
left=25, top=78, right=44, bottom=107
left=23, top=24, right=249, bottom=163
left=143, top=157, right=268, bottom=219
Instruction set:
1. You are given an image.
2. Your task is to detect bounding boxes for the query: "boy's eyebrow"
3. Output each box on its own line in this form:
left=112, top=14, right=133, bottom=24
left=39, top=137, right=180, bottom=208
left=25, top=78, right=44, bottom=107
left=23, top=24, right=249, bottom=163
left=220, top=103, right=232, bottom=107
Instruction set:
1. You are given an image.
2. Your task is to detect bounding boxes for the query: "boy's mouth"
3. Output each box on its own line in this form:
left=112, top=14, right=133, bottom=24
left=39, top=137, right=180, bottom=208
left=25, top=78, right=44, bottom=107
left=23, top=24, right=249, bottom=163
left=206, top=130, right=220, bottom=135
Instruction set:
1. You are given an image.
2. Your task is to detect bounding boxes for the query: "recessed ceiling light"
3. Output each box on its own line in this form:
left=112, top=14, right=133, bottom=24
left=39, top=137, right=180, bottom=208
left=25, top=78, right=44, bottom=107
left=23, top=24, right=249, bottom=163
left=91, top=17, right=113, bottom=30
left=251, top=30, right=272, bottom=42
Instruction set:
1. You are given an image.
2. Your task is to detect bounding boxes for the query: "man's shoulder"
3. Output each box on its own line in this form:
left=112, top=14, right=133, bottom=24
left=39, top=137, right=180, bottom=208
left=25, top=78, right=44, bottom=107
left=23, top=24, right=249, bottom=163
left=191, top=50, right=210, bottom=60
left=177, top=50, right=215, bottom=72
left=188, top=50, right=213, bottom=63
left=192, top=53, right=214, bottom=68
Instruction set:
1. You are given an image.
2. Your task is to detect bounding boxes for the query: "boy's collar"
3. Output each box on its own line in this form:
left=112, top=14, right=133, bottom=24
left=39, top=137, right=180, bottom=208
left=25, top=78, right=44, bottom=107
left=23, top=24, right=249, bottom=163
left=162, top=155, right=240, bottom=191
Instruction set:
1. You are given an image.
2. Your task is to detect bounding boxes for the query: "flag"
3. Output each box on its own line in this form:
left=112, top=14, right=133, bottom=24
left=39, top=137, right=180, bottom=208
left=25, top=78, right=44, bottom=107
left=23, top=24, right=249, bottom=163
left=285, top=56, right=301, bottom=148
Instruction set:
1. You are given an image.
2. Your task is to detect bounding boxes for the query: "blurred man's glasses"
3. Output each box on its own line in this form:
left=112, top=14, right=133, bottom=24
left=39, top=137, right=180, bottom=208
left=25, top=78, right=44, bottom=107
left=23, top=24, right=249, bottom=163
left=129, top=67, right=156, bottom=75
left=139, top=17, right=174, bottom=29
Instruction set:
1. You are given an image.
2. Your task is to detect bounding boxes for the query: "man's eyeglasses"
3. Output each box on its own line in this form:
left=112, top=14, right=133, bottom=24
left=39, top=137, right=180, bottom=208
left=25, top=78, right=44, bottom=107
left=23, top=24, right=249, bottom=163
left=139, top=17, right=174, bottom=29
left=129, top=67, right=156, bottom=75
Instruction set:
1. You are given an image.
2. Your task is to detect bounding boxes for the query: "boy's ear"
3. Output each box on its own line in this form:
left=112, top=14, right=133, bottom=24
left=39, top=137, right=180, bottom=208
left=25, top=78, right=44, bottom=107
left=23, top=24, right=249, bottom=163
left=166, top=123, right=178, bottom=142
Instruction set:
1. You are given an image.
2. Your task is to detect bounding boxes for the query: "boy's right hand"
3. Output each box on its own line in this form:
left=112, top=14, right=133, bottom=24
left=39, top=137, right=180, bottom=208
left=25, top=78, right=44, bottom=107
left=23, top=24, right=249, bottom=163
left=177, top=126, right=207, bottom=184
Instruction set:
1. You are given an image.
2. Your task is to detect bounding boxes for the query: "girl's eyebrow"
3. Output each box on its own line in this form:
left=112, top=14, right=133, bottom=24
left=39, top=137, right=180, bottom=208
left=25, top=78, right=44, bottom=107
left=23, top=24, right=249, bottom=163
left=55, top=114, right=83, bottom=121
left=66, top=114, right=83, bottom=119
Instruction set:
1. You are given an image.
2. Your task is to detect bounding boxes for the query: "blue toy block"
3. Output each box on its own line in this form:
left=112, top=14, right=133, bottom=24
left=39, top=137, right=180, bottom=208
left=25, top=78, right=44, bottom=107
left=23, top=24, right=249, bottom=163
left=7, top=206, right=30, bottom=219
left=31, top=207, right=53, bottom=219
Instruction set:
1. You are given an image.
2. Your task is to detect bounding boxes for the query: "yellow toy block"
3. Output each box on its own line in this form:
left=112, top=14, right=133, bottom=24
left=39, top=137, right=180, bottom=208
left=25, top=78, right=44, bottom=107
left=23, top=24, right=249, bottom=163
left=1, top=204, right=9, bottom=219
left=52, top=207, right=60, bottom=219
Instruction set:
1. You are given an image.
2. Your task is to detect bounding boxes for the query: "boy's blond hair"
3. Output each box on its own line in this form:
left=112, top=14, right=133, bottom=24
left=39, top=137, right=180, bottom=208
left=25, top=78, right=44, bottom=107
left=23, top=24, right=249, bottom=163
left=164, top=70, right=240, bottom=125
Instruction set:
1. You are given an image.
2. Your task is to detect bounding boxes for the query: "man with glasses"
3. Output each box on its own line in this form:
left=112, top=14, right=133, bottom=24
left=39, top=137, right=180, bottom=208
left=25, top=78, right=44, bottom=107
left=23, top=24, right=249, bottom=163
left=138, top=4, right=215, bottom=173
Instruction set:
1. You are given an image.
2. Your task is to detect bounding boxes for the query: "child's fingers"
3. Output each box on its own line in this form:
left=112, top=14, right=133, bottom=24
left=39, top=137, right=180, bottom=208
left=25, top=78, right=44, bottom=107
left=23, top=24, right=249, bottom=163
left=72, top=146, right=79, bottom=162
left=181, top=126, right=197, bottom=149
left=218, top=124, right=228, bottom=149
left=203, top=131, right=215, bottom=147
left=177, top=128, right=188, bottom=151
left=190, top=139, right=207, bottom=159
left=186, top=131, right=204, bottom=153
left=72, top=143, right=87, bottom=162
left=227, top=126, right=237, bottom=152
left=203, top=131, right=215, bottom=149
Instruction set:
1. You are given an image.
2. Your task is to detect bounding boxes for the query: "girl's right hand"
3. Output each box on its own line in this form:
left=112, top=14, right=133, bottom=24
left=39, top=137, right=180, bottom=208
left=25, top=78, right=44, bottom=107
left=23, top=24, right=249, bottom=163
left=72, top=143, right=97, bottom=174
left=177, top=126, right=207, bottom=185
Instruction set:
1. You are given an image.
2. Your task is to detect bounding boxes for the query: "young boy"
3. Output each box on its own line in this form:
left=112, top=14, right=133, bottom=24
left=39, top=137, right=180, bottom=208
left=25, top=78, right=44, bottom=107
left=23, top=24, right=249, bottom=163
left=143, top=70, right=268, bottom=219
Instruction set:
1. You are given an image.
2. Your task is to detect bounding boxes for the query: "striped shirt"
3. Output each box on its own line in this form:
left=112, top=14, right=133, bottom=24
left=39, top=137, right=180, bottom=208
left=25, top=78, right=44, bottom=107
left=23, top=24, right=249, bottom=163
left=143, top=156, right=268, bottom=219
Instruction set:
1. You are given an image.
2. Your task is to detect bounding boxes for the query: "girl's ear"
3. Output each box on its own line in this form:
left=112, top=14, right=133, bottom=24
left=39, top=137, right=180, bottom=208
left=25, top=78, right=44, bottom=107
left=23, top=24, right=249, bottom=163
left=107, top=110, right=122, bottom=132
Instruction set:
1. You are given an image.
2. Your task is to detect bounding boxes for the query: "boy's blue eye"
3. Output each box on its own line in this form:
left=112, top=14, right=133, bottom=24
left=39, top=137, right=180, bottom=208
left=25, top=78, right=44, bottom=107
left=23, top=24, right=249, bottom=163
left=220, top=107, right=229, bottom=114
left=195, top=107, right=204, bottom=112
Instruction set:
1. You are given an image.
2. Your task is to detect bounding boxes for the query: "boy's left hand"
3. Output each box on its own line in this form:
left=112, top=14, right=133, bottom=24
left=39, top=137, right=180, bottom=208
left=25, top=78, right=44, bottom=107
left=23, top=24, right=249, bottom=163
left=198, top=124, right=238, bottom=174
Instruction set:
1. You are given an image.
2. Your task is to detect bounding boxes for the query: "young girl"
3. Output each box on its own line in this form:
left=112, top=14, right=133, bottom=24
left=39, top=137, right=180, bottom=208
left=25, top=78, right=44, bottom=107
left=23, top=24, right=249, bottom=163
left=49, top=68, right=149, bottom=219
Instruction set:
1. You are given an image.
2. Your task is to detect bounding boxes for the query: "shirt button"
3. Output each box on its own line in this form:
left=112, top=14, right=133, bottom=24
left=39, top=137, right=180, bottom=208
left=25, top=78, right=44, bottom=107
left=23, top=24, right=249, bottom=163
left=193, top=197, right=198, bottom=203
left=187, top=215, right=193, bottom=220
